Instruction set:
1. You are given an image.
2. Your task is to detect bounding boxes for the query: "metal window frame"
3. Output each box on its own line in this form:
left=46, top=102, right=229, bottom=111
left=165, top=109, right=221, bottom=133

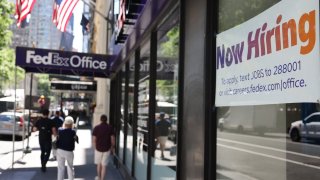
left=132, top=48, right=140, bottom=177
left=147, top=30, right=157, bottom=180
left=123, top=62, right=129, bottom=166
left=111, top=0, right=183, bottom=179
left=177, top=1, right=185, bottom=180
left=204, top=0, right=219, bottom=179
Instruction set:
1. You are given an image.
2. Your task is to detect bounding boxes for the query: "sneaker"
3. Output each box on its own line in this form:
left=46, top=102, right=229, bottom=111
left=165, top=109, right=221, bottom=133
left=95, top=176, right=100, bottom=180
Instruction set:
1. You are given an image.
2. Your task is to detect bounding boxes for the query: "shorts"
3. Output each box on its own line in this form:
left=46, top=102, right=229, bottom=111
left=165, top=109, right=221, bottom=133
left=157, top=136, right=168, bottom=145
left=94, top=150, right=111, bottom=166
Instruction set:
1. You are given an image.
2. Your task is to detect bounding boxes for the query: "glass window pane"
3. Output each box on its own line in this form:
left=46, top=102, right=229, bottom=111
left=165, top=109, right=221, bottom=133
left=216, top=1, right=320, bottom=180
left=134, top=41, right=150, bottom=180
left=126, top=57, right=135, bottom=173
left=119, top=66, right=126, bottom=161
left=152, top=9, right=179, bottom=180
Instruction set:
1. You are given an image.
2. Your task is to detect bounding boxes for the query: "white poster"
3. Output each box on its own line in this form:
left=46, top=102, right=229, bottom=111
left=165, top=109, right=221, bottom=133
left=215, top=0, right=320, bottom=106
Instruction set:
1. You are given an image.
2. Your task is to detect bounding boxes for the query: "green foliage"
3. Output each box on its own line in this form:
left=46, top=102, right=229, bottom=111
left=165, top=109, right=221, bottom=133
left=218, top=0, right=280, bottom=32
left=159, top=26, right=179, bottom=58
left=0, top=48, right=24, bottom=87
left=156, top=26, right=180, bottom=102
left=0, top=1, right=24, bottom=93
left=36, top=74, right=51, bottom=97
left=156, top=80, right=176, bottom=102
left=0, top=1, right=14, bottom=49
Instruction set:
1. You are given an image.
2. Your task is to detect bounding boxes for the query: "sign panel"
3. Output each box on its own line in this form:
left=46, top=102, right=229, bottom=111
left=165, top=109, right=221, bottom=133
left=130, top=57, right=177, bottom=80
left=215, top=0, right=319, bottom=106
left=51, top=82, right=97, bottom=91
left=16, top=47, right=115, bottom=78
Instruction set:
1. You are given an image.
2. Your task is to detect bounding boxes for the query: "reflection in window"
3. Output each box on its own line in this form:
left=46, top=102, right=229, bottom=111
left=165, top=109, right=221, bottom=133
left=218, top=0, right=279, bottom=32
left=119, top=66, right=126, bottom=161
left=134, top=41, right=150, bottom=180
left=152, top=9, right=179, bottom=179
left=126, top=58, right=135, bottom=173
left=216, top=1, right=320, bottom=180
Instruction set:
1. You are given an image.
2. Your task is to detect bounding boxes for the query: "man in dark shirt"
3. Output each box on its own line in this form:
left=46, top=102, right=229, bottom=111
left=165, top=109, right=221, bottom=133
left=33, top=109, right=57, bottom=172
left=92, top=114, right=115, bottom=180
left=155, top=112, right=171, bottom=159
left=51, top=110, right=64, bottom=160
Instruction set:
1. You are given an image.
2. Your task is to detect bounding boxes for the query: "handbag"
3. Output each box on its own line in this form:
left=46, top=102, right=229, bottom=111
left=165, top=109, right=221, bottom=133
left=170, top=145, right=177, bottom=156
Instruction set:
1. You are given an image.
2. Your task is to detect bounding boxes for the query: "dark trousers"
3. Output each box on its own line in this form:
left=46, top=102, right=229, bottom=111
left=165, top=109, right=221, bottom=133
left=39, top=141, right=52, bottom=166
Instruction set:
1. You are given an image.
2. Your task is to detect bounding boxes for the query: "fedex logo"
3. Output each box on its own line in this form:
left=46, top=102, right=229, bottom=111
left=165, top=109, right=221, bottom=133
left=26, top=51, right=68, bottom=66
left=26, top=51, right=107, bottom=70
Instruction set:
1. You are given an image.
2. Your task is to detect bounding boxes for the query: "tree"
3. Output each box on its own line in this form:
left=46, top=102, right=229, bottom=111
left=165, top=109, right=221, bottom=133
left=36, top=74, right=51, bottom=97
left=159, top=26, right=179, bottom=58
left=218, top=0, right=280, bottom=32
left=156, top=26, right=180, bottom=103
left=0, top=1, right=13, bottom=48
left=0, top=1, right=24, bottom=94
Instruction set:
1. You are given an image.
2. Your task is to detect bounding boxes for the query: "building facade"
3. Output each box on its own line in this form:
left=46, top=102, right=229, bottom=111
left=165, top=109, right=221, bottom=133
left=27, top=0, right=62, bottom=49
left=100, top=0, right=320, bottom=179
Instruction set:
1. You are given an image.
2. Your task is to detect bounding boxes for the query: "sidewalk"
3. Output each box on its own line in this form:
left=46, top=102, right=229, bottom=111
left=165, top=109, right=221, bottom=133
left=0, top=128, right=123, bottom=180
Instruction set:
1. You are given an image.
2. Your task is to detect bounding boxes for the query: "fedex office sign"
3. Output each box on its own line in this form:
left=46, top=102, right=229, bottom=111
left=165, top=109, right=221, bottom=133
left=26, top=50, right=107, bottom=70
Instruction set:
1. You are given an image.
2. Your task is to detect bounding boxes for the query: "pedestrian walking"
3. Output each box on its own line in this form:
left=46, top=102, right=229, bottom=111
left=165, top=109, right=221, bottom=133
left=92, top=114, right=115, bottom=180
left=51, top=110, right=64, bottom=160
left=155, top=112, right=172, bottom=159
left=56, top=116, right=78, bottom=180
left=33, top=109, right=57, bottom=172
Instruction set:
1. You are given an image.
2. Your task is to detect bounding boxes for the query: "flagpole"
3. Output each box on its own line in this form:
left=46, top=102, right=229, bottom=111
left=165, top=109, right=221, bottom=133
left=80, top=0, right=112, bottom=24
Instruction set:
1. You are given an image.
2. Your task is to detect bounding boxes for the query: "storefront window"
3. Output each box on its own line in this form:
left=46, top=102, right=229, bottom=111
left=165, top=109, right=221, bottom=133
left=134, top=41, right=150, bottom=180
left=152, top=9, right=179, bottom=179
left=119, top=66, right=126, bottom=161
left=216, top=1, right=320, bottom=179
left=126, top=57, right=135, bottom=173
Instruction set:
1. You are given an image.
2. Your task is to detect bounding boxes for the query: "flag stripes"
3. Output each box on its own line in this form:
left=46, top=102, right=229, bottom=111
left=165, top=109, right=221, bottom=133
left=53, top=0, right=79, bottom=32
left=52, top=0, right=59, bottom=24
left=15, top=0, right=36, bottom=27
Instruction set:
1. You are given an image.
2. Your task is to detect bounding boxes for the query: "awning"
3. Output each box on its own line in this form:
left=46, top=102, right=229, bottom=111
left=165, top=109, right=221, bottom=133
left=157, top=101, right=177, bottom=107
left=0, top=96, right=21, bottom=102
left=16, top=47, right=116, bottom=78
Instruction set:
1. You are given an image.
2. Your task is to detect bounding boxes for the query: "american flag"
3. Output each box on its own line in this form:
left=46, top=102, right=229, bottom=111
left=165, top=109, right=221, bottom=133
left=52, top=0, right=79, bottom=32
left=15, top=0, right=37, bottom=27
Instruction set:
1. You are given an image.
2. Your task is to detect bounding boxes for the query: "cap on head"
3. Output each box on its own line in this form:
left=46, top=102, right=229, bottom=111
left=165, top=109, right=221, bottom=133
left=160, top=112, right=165, bottom=118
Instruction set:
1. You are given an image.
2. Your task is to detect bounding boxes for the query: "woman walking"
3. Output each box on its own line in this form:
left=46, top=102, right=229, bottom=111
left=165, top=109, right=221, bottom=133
left=56, top=116, right=78, bottom=180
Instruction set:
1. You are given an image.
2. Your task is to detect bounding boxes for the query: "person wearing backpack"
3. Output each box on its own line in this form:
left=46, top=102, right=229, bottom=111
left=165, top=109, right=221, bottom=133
left=33, top=109, right=57, bottom=172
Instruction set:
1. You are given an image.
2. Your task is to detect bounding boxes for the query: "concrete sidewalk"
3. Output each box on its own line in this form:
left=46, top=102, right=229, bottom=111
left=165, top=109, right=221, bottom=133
left=0, top=128, right=123, bottom=180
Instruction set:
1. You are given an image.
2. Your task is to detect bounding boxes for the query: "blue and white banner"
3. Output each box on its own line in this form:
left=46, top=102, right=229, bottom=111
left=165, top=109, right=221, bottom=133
left=215, top=0, right=319, bottom=106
